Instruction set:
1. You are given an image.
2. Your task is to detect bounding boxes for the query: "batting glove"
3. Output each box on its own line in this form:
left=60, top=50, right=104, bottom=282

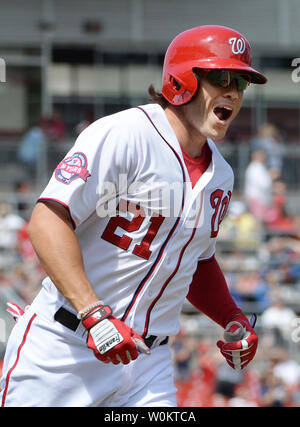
left=217, top=314, right=258, bottom=370
left=81, top=304, right=150, bottom=365
left=6, top=302, right=25, bottom=322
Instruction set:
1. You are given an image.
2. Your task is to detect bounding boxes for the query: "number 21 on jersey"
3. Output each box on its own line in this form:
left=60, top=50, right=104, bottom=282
left=101, top=189, right=231, bottom=259
left=101, top=200, right=165, bottom=261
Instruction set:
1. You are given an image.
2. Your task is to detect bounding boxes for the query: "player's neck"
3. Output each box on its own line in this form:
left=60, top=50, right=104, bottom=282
left=164, top=106, right=207, bottom=158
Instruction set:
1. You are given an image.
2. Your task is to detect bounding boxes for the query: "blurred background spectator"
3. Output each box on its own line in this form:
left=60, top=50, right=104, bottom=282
left=259, top=366, right=287, bottom=407
left=265, top=179, right=295, bottom=234
left=244, top=149, right=273, bottom=223
left=0, top=202, right=25, bottom=269
left=14, top=181, right=33, bottom=221
left=214, top=360, right=244, bottom=402
left=228, top=384, right=259, bottom=407
left=218, top=200, right=260, bottom=250
left=250, top=123, right=285, bottom=181
left=260, top=291, right=297, bottom=346
left=41, top=111, right=66, bottom=142
left=17, top=119, right=47, bottom=177
left=171, top=331, right=196, bottom=381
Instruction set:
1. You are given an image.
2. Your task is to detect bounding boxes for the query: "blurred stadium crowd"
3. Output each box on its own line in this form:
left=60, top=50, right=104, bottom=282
left=0, top=116, right=300, bottom=407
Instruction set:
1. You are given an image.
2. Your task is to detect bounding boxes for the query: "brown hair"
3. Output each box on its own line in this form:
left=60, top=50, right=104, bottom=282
left=147, top=84, right=170, bottom=109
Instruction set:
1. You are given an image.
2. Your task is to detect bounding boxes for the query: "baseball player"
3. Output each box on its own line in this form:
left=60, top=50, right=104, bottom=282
left=0, top=25, right=267, bottom=407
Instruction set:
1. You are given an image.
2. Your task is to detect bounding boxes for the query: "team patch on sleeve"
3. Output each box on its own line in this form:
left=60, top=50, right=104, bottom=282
left=55, top=152, right=91, bottom=185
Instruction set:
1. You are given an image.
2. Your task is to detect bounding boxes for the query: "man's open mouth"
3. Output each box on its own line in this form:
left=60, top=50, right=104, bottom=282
left=213, top=106, right=233, bottom=121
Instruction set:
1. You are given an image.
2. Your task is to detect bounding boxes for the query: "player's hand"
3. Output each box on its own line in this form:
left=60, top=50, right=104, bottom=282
left=81, top=304, right=150, bottom=365
left=216, top=314, right=258, bottom=370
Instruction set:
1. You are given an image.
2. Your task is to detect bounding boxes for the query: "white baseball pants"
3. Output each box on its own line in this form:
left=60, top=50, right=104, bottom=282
left=0, top=298, right=177, bottom=407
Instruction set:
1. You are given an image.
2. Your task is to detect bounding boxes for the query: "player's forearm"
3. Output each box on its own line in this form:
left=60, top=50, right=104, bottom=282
left=27, top=201, right=99, bottom=312
left=187, top=257, right=242, bottom=328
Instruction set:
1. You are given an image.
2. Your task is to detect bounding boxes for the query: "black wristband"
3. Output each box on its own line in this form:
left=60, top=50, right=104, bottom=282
left=81, top=305, right=112, bottom=329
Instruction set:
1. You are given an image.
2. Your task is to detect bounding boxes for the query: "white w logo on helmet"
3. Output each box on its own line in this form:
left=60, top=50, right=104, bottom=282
left=229, top=37, right=246, bottom=55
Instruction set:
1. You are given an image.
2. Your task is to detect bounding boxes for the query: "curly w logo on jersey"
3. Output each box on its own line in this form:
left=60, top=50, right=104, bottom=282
left=55, top=152, right=91, bottom=185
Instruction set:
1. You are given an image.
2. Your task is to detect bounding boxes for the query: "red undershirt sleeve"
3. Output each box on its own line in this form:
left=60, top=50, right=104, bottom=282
left=186, top=256, right=242, bottom=329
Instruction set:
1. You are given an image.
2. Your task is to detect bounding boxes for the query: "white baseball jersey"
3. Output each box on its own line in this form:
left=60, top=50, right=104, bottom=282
left=37, top=103, right=233, bottom=338
left=0, top=103, right=233, bottom=407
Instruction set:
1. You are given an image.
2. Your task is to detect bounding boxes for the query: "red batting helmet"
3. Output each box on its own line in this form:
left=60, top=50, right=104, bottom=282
left=161, top=25, right=267, bottom=106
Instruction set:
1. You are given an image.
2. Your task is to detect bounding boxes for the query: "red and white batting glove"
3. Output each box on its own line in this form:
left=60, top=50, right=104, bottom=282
left=217, top=314, right=258, bottom=370
left=6, top=302, right=25, bottom=322
left=81, top=304, right=150, bottom=365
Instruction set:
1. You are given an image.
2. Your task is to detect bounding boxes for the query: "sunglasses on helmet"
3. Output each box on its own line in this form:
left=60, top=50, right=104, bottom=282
left=203, top=69, right=250, bottom=91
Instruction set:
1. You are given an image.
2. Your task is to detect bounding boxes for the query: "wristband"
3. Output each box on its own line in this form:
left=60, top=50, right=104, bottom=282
left=81, top=305, right=112, bottom=330
left=77, top=300, right=104, bottom=319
